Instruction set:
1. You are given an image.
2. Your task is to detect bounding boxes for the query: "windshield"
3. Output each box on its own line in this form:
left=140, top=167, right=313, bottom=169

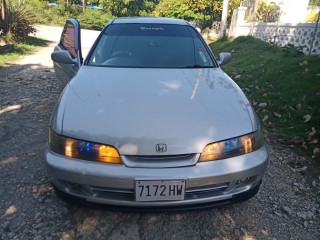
left=87, top=23, right=215, bottom=68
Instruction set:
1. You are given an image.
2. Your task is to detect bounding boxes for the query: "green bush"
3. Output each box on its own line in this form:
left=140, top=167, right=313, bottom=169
left=29, top=1, right=69, bottom=26
left=29, top=1, right=112, bottom=30
left=0, top=0, right=37, bottom=42
left=305, top=11, right=319, bottom=23
left=256, top=0, right=282, bottom=22
left=77, top=9, right=112, bottom=30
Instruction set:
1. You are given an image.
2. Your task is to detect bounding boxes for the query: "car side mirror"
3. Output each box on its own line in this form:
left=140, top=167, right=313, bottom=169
left=51, top=50, right=78, bottom=65
left=217, top=52, right=232, bottom=65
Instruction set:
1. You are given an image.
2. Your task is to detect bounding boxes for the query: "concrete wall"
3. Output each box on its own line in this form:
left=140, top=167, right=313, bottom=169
left=231, top=22, right=320, bottom=55
left=228, top=6, right=320, bottom=55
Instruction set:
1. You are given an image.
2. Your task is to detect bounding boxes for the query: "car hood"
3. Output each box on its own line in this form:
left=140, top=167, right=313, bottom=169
left=55, top=66, right=256, bottom=155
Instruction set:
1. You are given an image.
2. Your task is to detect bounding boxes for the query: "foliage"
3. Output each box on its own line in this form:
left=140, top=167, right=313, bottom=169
left=210, top=36, right=320, bottom=163
left=154, top=0, right=203, bottom=23
left=28, top=0, right=242, bottom=31
left=0, top=0, right=37, bottom=42
left=189, top=0, right=240, bottom=23
left=30, top=0, right=82, bottom=26
left=77, top=9, right=112, bottom=30
left=153, top=0, right=240, bottom=29
left=281, top=44, right=304, bottom=57
left=256, top=0, right=281, bottom=22
left=29, top=0, right=158, bottom=29
left=30, top=0, right=111, bottom=29
left=188, top=0, right=223, bottom=27
left=305, top=11, right=319, bottom=23
left=100, top=0, right=158, bottom=17
left=309, top=0, right=320, bottom=6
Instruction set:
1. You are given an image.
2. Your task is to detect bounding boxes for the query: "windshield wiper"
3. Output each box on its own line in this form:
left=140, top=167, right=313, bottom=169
left=182, top=65, right=213, bottom=68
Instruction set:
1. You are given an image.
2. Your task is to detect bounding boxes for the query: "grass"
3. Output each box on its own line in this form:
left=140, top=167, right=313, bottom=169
left=210, top=36, right=320, bottom=163
left=0, top=36, right=50, bottom=67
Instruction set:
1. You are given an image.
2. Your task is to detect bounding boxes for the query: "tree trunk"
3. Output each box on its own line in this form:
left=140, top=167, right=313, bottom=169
left=82, top=0, right=86, bottom=12
left=308, top=8, right=320, bottom=56
left=1, top=0, right=7, bottom=34
left=253, top=0, right=259, bottom=20
left=220, top=0, right=229, bottom=38
left=1, top=0, right=6, bottom=22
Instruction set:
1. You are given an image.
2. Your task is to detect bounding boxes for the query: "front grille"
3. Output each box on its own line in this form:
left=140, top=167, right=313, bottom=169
left=64, top=182, right=233, bottom=202
left=122, top=153, right=200, bottom=168
left=128, top=154, right=194, bottom=160
left=57, top=176, right=258, bottom=203
left=89, top=186, right=134, bottom=201
left=187, top=182, right=230, bottom=194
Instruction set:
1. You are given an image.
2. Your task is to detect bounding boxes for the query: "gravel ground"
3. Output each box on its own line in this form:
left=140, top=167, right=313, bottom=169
left=0, top=27, right=319, bottom=240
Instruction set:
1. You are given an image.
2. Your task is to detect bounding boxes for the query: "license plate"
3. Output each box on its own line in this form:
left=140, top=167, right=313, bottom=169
left=135, top=180, right=186, bottom=202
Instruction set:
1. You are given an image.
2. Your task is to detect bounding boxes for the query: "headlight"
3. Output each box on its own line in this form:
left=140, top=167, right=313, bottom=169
left=199, top=129, right=264, bottom=162
left=49, top=129, right=123, bottom=164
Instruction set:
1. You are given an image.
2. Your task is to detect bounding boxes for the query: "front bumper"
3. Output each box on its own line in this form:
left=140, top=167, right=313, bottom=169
left=45, top=145, right=269, bottom=208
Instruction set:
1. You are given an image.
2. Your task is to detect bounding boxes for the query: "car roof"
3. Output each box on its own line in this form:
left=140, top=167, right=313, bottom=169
left=112, top=17, right=189, bottom=25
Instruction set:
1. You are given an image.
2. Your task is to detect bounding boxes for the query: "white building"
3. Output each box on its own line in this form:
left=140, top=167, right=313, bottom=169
left=270, top=0, right=310, bottom=23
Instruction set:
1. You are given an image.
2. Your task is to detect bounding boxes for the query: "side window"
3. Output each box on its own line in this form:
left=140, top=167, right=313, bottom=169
left=60, top=23, right=77, bottom=58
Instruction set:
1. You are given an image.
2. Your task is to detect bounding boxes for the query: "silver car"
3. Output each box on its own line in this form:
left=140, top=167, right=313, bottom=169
left=46, top=17, right=269, bottom=210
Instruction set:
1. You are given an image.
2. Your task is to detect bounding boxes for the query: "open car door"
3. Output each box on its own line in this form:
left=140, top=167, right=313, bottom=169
left=51, top=18, right=82, bottom=87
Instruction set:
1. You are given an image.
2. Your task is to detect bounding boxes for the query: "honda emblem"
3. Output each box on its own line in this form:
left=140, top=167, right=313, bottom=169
left=155, top=143, right=167, bottom=152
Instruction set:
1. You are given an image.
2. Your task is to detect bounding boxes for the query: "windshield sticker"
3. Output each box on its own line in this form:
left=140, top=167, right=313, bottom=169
left=140, top=27, right=164, bottom=31
left=199, top=51, right=208, bottom=63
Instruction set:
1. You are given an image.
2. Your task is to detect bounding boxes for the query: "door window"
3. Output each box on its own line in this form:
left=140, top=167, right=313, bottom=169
left=60, top=22, right=77, bottom=58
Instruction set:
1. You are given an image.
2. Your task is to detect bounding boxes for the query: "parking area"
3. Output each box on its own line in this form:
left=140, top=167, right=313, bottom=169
left=0, top=26, right=319, bottom=240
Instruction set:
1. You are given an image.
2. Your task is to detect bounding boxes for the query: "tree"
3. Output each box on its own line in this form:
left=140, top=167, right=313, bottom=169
left=309, top=0, right=320, bottom=6
left=219, top=0, right=229, bottom=38
left=1, top=0, right=7, bottom=33
left=188, top=0, right=223, bottom=27
left=154, top=0, right=222, bottom=28
left=82, top=0, right=86, bottom=11
left=100, top=0, right=158, bottom=17
left=256, top=0, right=281, bottom=22
left=154, top=0, right=240, bottom=29
left=1, top=0, right=36, bottom=42
left=154, top=0, right=198, bottom=22
left=253, top=0, right=258, bottom=19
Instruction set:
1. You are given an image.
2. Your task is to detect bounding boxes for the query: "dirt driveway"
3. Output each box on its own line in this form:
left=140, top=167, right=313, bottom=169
left=0, top=26, right=319, bottom=240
